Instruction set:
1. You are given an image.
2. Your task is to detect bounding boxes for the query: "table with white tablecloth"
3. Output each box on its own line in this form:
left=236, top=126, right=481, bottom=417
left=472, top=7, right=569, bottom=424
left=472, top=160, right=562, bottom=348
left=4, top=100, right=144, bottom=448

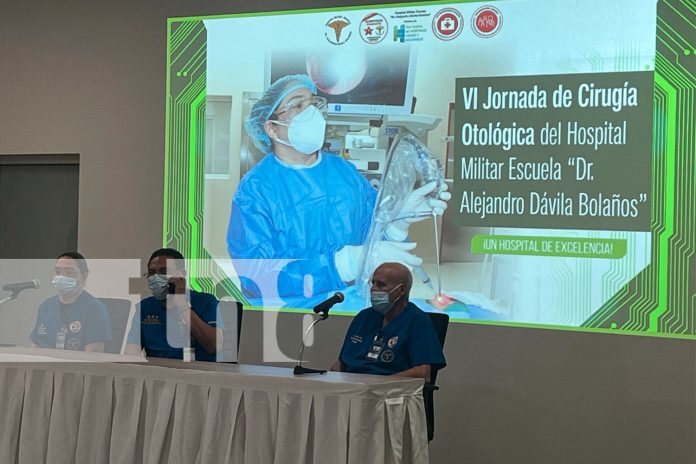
left=0, top=348, right=429, bottom=464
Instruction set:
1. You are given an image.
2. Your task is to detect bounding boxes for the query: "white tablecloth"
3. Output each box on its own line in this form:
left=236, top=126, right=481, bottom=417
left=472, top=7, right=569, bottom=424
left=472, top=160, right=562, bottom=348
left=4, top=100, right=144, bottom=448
left=0, top=348, right=428, bottom=464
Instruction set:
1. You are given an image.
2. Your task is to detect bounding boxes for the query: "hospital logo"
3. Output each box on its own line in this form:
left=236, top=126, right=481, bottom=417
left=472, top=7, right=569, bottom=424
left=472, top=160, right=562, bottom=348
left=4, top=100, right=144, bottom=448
left=381, top=350, right=395, bottom=363
left=393, top=23, right=427, bottom=43
left=325, top=16, right=352, bottom=45
left=472, top=5, right=502, bottom=38
left=432, top=8, right=464, bottom=41
left=394, top=24, right=406, bottom=42
left=359, top=13, right=388, bottom=44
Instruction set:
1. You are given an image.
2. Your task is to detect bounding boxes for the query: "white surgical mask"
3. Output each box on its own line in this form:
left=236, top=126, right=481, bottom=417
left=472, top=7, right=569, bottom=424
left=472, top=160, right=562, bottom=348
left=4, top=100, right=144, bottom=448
left=148, top=274, right=170, bottom=300
left=52, top=275, right=78, bottom=295
left=273, top=105, right=327, bottom=155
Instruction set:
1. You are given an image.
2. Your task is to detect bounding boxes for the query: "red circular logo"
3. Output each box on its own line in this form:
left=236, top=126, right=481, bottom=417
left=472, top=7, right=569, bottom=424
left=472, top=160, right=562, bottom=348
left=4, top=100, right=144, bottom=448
left=433, top=8, right=464, bottom=41
left=476, top=10, right=497, bottom=33
left=437, top=13, right=459, bottom=36
left=472, top=6, right=503, bottom=38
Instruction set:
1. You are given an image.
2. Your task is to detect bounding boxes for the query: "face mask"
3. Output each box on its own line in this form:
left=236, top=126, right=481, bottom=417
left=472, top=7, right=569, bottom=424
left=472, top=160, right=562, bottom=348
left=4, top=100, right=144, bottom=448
left=52, top=275, right=78, bottom=295
left=273, top=105, right=326, bottom=155
left=371, top=284, right=403, bottom=316
left=148, top=274, right=170, bottom=300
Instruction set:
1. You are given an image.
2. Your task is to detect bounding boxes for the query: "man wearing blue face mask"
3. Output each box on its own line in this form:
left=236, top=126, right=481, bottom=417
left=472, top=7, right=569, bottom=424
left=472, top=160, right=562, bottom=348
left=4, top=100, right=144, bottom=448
left=30, top=252, right=111, bottom=352
left=228, top=74, right=435, bottom=309
left=124, top=248, right=223, bottom=361
left=331, top=262, right=446, bottom=383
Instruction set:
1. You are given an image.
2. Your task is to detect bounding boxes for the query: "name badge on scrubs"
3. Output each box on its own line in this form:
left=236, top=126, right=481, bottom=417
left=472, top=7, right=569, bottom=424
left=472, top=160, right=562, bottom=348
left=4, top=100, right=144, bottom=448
left=366, top=335, right=385, bottom=360
left=56, top=327, right=67, bottom=350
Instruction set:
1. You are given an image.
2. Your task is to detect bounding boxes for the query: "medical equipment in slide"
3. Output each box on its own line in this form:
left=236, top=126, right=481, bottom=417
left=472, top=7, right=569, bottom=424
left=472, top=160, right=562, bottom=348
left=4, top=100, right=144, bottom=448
left=355, top=117, right=457, bottom=309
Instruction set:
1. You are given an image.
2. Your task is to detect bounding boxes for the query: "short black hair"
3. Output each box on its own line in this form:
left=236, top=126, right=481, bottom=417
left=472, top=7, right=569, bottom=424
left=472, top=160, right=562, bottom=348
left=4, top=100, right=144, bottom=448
left=56, top=251, right=89, bottom=274
left=148, top=248, right=185, bottom=270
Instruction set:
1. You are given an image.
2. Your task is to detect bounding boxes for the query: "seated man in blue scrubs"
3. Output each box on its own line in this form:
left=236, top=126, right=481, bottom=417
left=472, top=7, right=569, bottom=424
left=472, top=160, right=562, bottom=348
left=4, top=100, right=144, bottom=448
left=332, top=262, right=446, bottom=383
left=124, top=248, right=223, bottom=361
left=30, top=251, right=111, bottom=352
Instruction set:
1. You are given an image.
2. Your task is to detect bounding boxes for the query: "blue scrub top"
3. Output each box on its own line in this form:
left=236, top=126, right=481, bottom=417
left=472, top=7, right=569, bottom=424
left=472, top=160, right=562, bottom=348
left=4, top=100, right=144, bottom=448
left=30, top=291, right=111, bottom=351
left=339, top=302, right=446, bottom=376
left=227, top=151, right=377, bottom=308
left=126, top=290, right=221, bottom=362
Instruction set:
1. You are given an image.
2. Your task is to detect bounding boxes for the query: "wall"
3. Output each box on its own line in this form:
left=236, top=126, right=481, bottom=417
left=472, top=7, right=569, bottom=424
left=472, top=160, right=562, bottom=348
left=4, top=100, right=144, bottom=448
left=0, top=1, right=693, bottom=463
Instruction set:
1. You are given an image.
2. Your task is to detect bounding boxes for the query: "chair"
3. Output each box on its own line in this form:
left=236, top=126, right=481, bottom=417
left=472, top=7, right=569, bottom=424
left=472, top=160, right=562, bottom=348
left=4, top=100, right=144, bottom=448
left=424, top=312, right=449, bottom=442
left=217, top=299, right=243, bottom=362
left=98, top=298, right=132, bottom=354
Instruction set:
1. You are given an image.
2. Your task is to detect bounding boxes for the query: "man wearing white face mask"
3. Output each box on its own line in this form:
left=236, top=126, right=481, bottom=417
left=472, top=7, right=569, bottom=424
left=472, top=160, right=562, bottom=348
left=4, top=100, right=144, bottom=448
left=30, top=252, right=111, bottom=352
left=124, top=248, right=223, bottom=361
left=228, top=74, right=439, bottom=309
left=331, top=262, right=445, bottom=383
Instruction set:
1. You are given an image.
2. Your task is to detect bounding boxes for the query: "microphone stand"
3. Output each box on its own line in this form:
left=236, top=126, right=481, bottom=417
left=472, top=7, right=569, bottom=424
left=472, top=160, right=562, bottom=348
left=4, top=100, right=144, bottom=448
left=0, top=291, right=19, bottom=307
left=293, top=311, right=328, bottom=375
left=0, top=283, right=37, bottom=307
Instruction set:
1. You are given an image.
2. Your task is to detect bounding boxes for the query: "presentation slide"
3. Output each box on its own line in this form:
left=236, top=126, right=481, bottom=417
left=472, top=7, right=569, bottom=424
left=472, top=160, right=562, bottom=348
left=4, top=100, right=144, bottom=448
left=164, top=0, right=695, bottom=339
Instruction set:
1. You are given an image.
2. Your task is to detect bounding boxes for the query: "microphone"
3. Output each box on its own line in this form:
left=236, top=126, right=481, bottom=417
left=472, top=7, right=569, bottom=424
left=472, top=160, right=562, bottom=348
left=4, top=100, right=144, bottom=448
left=2, top=280, right=40, bottom=292
left=313, top=292, right=345, bottom=316
left=294, top=292, right=344, bottom=376
left=0, top=279, right=40, bottom=306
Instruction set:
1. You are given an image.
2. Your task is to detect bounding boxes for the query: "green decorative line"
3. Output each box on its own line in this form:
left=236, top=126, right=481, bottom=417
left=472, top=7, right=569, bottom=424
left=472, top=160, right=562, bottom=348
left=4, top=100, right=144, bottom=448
left=180, top=46, right=207, bottom=76
left=170, top=21, right=197, bottom=52
left=649, top=74, right=677, bottom=330
left=187, top=87, right=206, bottom=277
left=659, top=4, right=692, bottom=49
left=165, top=19, right=247, bottom=303
left=163, top=22, right=173, bottom=244
left=171, top=27, right=205, bottom=68
left=663, top=0, right=692, bottom=26
left=582, top=0, right=694, bottom=336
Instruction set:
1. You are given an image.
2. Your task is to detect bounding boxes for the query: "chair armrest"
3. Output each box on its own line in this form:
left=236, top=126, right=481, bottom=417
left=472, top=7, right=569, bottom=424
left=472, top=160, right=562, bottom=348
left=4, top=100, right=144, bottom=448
left=422, top=383, right=439, bottom=442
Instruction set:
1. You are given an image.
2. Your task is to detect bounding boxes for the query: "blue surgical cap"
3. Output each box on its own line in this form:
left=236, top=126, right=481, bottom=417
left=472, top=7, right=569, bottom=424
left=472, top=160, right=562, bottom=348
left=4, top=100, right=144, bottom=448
left=245, top=74, right=318, bottom=154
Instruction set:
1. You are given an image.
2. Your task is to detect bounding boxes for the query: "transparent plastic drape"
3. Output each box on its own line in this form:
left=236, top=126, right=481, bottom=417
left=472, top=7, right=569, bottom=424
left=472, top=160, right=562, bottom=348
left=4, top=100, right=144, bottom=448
left=356, top=133, right=444, bottom=300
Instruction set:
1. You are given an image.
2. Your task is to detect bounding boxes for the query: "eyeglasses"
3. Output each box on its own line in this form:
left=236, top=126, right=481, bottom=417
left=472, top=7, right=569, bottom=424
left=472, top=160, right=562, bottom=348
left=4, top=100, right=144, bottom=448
left=54, top=267, right=81, bottom=278
left=273, top=96, right=327, bottom=120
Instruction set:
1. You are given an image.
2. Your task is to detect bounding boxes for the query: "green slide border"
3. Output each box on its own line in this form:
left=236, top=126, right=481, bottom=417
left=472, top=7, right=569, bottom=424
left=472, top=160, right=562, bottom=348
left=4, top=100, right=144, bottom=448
left=581, top=0, right=695, bottom=337
left=164, top=0, right=695, bottom=339
left=165, top=19, right=246, bottom=302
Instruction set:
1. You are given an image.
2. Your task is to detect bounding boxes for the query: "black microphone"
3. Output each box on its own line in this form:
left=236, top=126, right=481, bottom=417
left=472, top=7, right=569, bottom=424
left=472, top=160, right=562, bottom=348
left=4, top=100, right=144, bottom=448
left=2, top=280, right=40, bottom=292
left=313, top=292, right=345, bottom=316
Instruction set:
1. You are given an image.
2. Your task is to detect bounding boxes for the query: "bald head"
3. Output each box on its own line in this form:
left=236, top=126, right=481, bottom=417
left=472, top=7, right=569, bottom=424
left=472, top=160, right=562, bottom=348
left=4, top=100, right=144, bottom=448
left=372, top=262, right=412, bottom=294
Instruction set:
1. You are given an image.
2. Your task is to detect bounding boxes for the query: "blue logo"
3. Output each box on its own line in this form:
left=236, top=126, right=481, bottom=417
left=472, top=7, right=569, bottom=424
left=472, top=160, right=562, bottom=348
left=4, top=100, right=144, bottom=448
left=393, top=24, right=406, bottom=43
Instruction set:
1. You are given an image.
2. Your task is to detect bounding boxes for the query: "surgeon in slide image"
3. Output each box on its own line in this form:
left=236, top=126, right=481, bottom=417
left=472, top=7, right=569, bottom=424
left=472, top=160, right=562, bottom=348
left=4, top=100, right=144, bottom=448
left=227, top=74, right=449, bottom=307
